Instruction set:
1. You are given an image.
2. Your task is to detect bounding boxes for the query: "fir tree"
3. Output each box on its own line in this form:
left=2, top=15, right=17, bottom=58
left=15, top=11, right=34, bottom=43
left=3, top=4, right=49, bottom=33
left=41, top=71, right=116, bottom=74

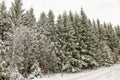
left=0, top=1, right=9, bottom=41
left=115, top=25, right=120, bottom=39
left=55, top=14, right=64, bottom=72
left=0, top=39, right=7, bottom=80
left=37, top=10, right=58, bottom=74
left=8, top=0, right=24, bottom=27
left=105, top=24, right=120, bottom=62
left=66, top=12, right=83, bottom=72
left=37, top=12, right=47, bottom=36
left=57, top=12, right=73, bottom=72
left=47, top=10, right=58, bottom=73
left=37, top=12, right=54, bottom=74
left=78, top=8, right=99, bottom=68
left=23, top=8, right=36, bottom=27
left=37, top=12, right=47, bottom=28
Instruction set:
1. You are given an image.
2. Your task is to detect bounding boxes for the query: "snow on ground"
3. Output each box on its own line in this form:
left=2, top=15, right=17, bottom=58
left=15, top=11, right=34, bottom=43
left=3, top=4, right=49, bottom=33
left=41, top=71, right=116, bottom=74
left=33, top=64, right=120, bottom=80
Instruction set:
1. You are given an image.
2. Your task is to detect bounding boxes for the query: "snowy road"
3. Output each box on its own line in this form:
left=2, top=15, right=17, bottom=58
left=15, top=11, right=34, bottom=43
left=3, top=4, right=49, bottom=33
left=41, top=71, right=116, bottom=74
left=70, top=65, right=120, bottom=80
left=33, top=64, right=120, bottom=80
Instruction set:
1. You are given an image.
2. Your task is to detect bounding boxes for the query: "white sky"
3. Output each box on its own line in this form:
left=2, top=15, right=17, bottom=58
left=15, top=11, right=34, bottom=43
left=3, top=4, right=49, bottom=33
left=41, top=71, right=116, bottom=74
left=0, top=0, right=120, bottom=26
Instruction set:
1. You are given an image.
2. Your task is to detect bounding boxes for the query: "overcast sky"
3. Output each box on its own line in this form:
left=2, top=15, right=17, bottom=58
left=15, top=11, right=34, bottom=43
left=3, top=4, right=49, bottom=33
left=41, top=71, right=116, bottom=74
left=0, top=0, right=120, bottom=26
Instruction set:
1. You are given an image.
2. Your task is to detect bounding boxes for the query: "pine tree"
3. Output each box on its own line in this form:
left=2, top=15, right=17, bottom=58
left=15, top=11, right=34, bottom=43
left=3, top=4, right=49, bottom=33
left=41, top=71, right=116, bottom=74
left=36, top=10, right=58, bottom=74
left=37, top=12, right=47, bottom=36
left=58, top=11, right=77, bottom=72
left=91, top=19, right=114, bottom=66
left=66, top=12, right=83, bottom=72
left=37, top=12, right=47, bottom=28
left=0, top=39, right=7, bottom=80
left=115, top=25, right=120, bottom=39
left=78, top=8, right=99, bottom=68
left=72, top=12, right=87, bottom=70
left=8, top=0, right=24, bottom=27
left=29, top=60, right=42, bottom=79
left=56, top=12, right=73, bottom=72
left=0, top=1, right=9, bottom=41
left=105, top=24, right=120, bottom=62
left=115, top=25, right=120, bottom=61
left=23, top=8, right=36, bottom=27
left=37, top=12, right=54, bottom=74
left=46, top=10, right=58, bottom=73
left=55, top=14, right=65, bottom=72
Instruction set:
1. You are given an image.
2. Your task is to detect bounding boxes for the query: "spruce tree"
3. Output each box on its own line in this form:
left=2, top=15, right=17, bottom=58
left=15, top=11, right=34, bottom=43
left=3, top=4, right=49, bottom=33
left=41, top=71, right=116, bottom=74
left=37, top=12, right=53, bottom=74
left=37, top=12, right=47, bottom=36
left=78, top=8, right=99, bottom=68
left=0, top=1, right=9, bottom=41
left=58, top=11, right=78, bottom=72
left=57, top=12, right=73, bottom=72
left=105, top=24, right=120, bottom=62
left=71, top=12, right=89, bottom=70
left=67, top=12, right=83, bottom=72
left=55, top=14, right=64, bottom=72
left=8, top=0, right=24, bottom=27
left=23, top=8, right=36, bottom=27
left=37, top=11, right=60, bottom=74
left=37, top=12, right=47, bottom=28
left=115, top=25, right=120, bottom=39
left=115, top=25, right=120, bottom=61
left=0, top=39, right=8, bottom=80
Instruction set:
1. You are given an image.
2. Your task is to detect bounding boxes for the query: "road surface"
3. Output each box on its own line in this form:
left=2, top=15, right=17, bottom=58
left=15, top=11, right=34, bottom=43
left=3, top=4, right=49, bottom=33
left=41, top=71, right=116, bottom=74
left=33, top=64, right=120, bottom=80
left=70, top=64, right=120, bottom=80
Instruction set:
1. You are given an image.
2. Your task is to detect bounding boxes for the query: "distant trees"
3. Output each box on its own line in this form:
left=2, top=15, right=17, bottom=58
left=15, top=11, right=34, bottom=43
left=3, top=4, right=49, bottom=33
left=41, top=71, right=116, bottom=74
left=0, top=0, right=120, bottom=79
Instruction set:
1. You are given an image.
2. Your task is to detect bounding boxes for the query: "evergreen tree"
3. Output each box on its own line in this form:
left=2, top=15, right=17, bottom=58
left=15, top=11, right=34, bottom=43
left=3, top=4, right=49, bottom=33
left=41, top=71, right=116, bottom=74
left=99, top=22, right=114, bottom=66
left=115, top=25, right=120, bottom=61
left=0, top=1, right=9, bottom=41
left=57, top=11, right=78, bottom=72
left=8, top=0, right=24, bottom=27
left=37, top=12, right=47, bottom=36
left=72, top=12, right=88, bottom=70
left=36, top=10, right=58, bottom=74
left=37, top=12, right=47, bottom=28
left=37, top=12, right=55, bottom=74
left=55, top=14, right=65, bottom=72
left=56, top=12, right=73, bottom=72
left=47, top=10, right=58, bottom=73
left=55, top=14, right=74, bottom=72
left=23, top=8, right=36, bottom=27
left=105, top=24, right=120, bottom=62
left=67, top=12, right=83, bottom=72
left=115, top=25, right=120, bottom=39
left=0, top=39, right=8, bottom=80
left=78, top=8, right=99, bottom=68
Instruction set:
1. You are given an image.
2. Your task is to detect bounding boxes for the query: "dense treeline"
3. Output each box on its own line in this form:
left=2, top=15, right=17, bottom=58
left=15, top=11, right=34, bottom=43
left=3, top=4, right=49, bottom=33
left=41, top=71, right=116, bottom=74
left=0, top=0, right=120, bottom=79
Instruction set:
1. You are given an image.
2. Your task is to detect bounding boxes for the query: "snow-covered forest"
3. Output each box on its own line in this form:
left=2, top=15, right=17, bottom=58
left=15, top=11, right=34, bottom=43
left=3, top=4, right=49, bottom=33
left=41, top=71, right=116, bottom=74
left=0, top=0, right=120, bottom=80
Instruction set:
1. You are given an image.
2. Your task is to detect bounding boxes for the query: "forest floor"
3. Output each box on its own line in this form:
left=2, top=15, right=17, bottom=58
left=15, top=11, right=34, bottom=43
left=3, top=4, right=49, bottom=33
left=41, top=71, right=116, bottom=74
left=33, top=64, right=120, bottom=80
